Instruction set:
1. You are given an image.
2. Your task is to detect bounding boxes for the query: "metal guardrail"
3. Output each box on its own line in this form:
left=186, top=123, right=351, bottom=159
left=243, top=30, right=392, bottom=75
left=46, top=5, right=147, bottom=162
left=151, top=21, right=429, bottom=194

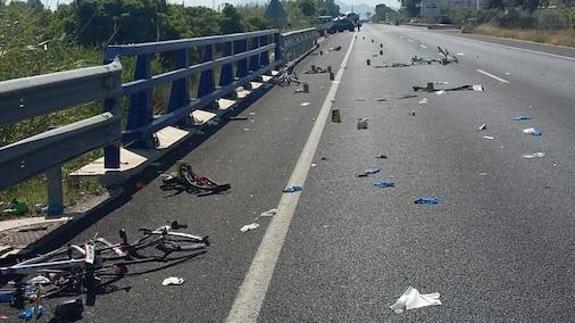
left=0, top=28, right=319, bottom=215
left=0, top=62, right=123, bottom=215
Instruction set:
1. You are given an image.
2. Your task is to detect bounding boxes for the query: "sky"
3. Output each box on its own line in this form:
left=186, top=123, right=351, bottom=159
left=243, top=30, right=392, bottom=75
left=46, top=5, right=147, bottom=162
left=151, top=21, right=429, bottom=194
left=40, top=0, right=400, bottom=13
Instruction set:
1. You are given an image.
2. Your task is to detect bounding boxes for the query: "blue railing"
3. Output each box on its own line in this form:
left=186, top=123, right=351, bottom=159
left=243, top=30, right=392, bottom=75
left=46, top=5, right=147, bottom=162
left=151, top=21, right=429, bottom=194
left=0, top=28, right=318, bottom=215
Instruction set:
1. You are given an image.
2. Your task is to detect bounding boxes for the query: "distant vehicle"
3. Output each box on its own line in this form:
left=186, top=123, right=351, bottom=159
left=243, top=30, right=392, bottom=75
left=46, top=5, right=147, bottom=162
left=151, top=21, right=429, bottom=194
left=314, top=16, right=334, bottom=36
left=331, top=16, right=356, bottom=33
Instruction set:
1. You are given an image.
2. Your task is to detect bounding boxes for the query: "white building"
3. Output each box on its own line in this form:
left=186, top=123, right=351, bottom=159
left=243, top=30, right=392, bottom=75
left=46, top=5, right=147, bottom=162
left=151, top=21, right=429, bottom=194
left=420, top=0, right=481, bottom=17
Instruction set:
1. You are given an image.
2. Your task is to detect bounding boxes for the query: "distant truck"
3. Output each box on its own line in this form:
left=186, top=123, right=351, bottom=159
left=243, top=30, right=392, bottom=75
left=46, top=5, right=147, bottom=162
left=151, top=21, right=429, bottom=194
left=314, top=16, right=334, bottom=36
left=331, top=16, right=356, bottom=33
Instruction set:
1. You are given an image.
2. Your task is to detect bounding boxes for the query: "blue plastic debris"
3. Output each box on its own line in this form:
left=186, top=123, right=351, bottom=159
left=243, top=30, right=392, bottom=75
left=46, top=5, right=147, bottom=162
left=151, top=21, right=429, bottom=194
left=375, top=154, right=388, bottom=159
left=283, top=185, right=302, bottom=193
left=358, top=167, right=381, bottom=177
left=18, top=307, right=34, bottom=321
left=512, top=115, right=531, bottom=121
left=414, top=196, right=439, bottom=205
left=374, top=181, right=395, bottom=188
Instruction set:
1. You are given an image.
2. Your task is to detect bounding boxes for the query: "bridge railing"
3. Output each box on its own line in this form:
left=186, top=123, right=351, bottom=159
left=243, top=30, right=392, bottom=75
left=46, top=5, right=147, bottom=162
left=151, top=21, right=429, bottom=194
left=0, top=28, right=319, bottom=215
left=0, top=62, right=123, bottom=215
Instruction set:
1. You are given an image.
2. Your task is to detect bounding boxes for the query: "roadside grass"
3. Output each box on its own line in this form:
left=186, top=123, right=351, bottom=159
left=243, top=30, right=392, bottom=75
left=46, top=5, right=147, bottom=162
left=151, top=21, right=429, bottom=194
left=472, top=25, right=575, bottom=48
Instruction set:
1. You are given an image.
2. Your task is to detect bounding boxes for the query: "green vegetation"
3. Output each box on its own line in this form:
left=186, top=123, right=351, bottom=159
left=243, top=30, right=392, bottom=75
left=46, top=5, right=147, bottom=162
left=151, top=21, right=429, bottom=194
left=0, top=0, right=342, bottom=216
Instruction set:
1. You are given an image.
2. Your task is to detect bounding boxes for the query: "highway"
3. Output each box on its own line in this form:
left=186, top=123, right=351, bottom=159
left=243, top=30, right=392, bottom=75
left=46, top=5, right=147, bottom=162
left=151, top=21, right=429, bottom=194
left=31, top=24, right=575, bottom=321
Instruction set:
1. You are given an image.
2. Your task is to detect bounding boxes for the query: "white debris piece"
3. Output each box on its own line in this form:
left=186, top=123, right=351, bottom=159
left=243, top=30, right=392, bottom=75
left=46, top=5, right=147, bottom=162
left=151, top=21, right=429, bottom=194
left=435, top=90, right=445, bottom=96
left=301, top=102, right=310, bottom=107
left=240, top=223, right=261, bottom=232
left=390, top=286, right=442, bottom=314
left=482, top=135, right=495, bottom=140
left=472, top=85, right=484, bottom=92
left=162, top=277, right=185, bottom=286
left=260, top=208, right=278, bottom=217
left=522, top=152, right=545, bottom=158
left=478, top=123, right=487, bottom=131
left=28, top=275, right=51, bottom=284
left=456, top=52, right=464, bottom=56
left=417, top=98, right=428, bottom=105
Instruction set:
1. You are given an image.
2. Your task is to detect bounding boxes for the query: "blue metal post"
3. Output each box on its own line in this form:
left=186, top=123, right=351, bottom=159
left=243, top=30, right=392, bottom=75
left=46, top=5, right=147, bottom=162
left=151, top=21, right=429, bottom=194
left=168, top=49, right=190, bottom=113
left=127, top=54, right=152, bottom=131
left=236, top=39, right=248, bottom=78
left=249, top=37, right=260, bottom=72
left=219, top=42, right=234, bottom=87
left=46, top=166, right=63, bottom=216
left=274, top=32, right=281, bottom=63
left=197, top=44, right=214, bottom=98
left=259, top=35, right=269, bottom=68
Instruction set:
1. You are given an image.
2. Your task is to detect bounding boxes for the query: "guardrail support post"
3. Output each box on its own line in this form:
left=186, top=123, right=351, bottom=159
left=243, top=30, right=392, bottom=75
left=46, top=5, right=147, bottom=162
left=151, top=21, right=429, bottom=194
left=127, top=54, right=152, bottom=132
left=198, top=44, right=214, bottom=98
left=46, top=166, right=63, bottom=216
left=274, top=32, right=281, bottom=63
left=259, top=35, right=269, bottom=67
left=169, top=48, right=190, bottom=113
left=236, top=39, right=249, bottom=78
left=219, top=41, right=234, bottom=87
left=249, top=37, right=260, bottom=72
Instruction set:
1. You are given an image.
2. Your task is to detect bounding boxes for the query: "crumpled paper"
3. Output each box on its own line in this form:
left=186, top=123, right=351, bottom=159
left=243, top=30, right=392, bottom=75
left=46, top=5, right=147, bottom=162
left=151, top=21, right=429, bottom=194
left=162, top=277, right=185, bottom=286
left=390, top=286, right=441, bottom=314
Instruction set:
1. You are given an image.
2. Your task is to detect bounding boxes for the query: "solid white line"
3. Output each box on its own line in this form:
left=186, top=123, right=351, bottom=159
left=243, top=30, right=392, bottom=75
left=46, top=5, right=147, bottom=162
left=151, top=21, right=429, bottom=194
left=419, top=44, right=427, bottom=49
left=225, top=32, right=358, bottom=323
left=476, top=69, right=509, bottom=83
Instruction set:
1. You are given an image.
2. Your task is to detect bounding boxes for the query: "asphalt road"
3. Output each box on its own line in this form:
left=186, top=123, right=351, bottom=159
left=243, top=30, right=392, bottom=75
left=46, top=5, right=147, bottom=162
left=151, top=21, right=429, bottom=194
left=5, top=25, right=575, bottom=322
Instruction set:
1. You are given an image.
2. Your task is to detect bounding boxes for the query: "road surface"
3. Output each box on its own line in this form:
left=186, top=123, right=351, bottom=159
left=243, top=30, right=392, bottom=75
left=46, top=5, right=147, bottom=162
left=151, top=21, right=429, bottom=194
left=16, top=24, right=575, bottom=322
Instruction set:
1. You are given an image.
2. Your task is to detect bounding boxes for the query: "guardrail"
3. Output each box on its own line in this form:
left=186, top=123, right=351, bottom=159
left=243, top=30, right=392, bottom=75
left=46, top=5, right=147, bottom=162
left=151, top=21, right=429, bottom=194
left=0, top=28, right=319, bottom=215
left=0, top=62, right=123, bottom=215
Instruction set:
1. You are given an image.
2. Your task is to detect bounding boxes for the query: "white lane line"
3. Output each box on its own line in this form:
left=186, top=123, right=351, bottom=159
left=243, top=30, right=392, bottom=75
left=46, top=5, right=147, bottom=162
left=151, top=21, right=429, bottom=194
left=419, top=44, right=427, bottom=49
left=476, top=69, right=509, bottom=83
left=456, top=37, right=575, bottom=62
left=225, top=32, right=358, bottom=323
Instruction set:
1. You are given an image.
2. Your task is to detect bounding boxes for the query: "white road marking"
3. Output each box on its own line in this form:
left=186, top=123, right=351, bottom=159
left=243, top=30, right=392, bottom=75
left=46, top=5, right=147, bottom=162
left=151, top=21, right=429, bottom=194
left=476, top=69, right=509, bottom=83
left=419, top=44, right=427, bottom=49
left=407, top=38, right=414, bottom=43
left=225, top=32, right=358, bottom=323
left=455, top=37, right=575, bottom=62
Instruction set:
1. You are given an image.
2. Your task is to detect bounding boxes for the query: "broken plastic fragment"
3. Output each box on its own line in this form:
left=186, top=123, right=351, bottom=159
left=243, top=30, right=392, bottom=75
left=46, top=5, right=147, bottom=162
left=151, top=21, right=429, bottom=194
left=162, top=277, right=185, bottom=286
left=414, top=196, right=439, bottom=205
left=435, top=90, right=445, bottom=95
left=28, top=275, right=50, bottom=284
left=18, top=307, right=34, bottom=321
left=482, top=135, right=495, bottom=140
left=374, top=181, right=395, bottom=188
left=522, top=152, right=545, bottom=158
left=478, top=123, right=487, bottom=131
left=375, top=154, right=388, bottom=159
left=260, top=208, right=277, bottom=217
left=358, top=167, right=381, bottom=177
left=240, top=223, right=260, bottom=232
left=512, top=115, right=531, bottom=121
left=390, top=286, right=442, bottom=314
left=357, top=118, right=369, bottom=129
left=472, top=84, right=484, bottom=91
left=522, top=127, right=542, bottom=136
left=283, top=185, right=302, bottom=193
left=417, top=98, right=428, bottom=104
left=301, top=102, right=310, bottom=107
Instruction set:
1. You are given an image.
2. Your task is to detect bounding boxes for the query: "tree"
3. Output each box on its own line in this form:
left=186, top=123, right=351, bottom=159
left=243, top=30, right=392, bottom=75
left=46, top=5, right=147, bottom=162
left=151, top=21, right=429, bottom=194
left=297, top=0, right=316, bottom=17
left=399, top=0, right=420, bottom=17
left=220, top=3, right=244, bottom=34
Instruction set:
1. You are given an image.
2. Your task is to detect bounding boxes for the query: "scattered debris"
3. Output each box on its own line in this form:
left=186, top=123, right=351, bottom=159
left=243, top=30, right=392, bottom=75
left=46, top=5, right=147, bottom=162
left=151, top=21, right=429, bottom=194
left=277, top=69, right=300, bottom=86
left=19, top=305, right=44, bottom=321
left=160, top=163, right=231, bottom=196
left=366, top=59, right=371, bottom=66
left=358, top=167, right=381, bottom=177
left=1, top=199, right=29, bottom=216
left=478, top=172, right=488, bottom=176
left=304, top=65, right=328, bottom=74
left=355, top=98, right=367, bottom=101
left=329, top=46, right=342, bottom=51
left=249, top=112, right=256, bottom=115
left=331, top=109, right=341, bottom=123
left=375, top=98, right=388, bottom=102
left=456, top=52, right=464, bottom=56
left=413, top=83, right=484, bottom=93
left=240, top=223, right=260, bottom=232
left=53, top=299, right=83, bottom=321
left=320, top=156, right=328, bottom=161
left=409, top=111, right=416, bottom=116
left=357, top=118, right=369, bottom=129
left=435, top=90, right=445, bottom=95
left=301, top=102, right=310, bottom=107
left=414, top=196, right=439, bottom=205
left=399, top=94, right=418, bottom=100
left=375, top=154, right=388, bottom=159
left=478, top=123, right=487, bottom=131
left=283, top=185, right=302, bottom=193
left=28, top=275, right=51, bottom=284
left=162, top=277, right=185, bottom=286
left=522, top=127, right=542, bottom=136
left=438, top=46, right=459, bottom=64
left=512, top=115, right=531, bottom=121
left=374, top=181, right=395, bottom=188
left=417, top=98, right=428, bottom=105
left=482, top=135, right=495, bottom=140
left=311, top=163, right=317, bottom=167
left=523, top=152, right=545, bottom=158
left=390, top=286, right=442, bottom=314
left=228, top=116, right=248, bottom=121
left=260, top=208, right=278, bottom=217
